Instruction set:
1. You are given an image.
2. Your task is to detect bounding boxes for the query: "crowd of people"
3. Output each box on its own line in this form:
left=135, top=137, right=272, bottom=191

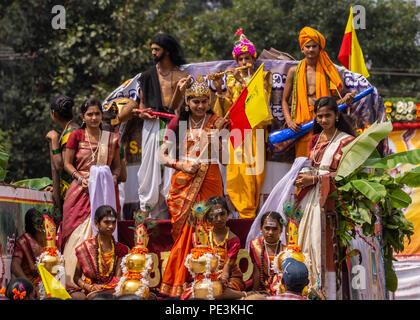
left=2, top=26, right=361, bottom=301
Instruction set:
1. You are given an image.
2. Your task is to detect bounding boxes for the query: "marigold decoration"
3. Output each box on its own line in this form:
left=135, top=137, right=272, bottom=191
left=115, top=223, right=153, bottom=299
left=184, top=201, right=223, bottom=300
left=12, top=287, right=26, bottom=300
left=272, top=199, right=309, bottom=297
left=36, top=215, right=65, bottom=300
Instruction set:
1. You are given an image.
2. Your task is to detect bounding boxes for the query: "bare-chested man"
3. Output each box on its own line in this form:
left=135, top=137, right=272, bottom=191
left=282, top=27, right=355, bottom=158
left=118, top=33, right=188, bottom=220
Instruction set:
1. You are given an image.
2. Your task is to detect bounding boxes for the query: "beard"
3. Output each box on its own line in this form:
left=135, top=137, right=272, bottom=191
left=153, top=53, right=164, bottom=64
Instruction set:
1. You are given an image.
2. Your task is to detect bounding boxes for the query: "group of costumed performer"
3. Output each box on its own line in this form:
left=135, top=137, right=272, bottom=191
left=212, top=30, right=272, bottom=219
left=249, top=94, right=356, bottom=299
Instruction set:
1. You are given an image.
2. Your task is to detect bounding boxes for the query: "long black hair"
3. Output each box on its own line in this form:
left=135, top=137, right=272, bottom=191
left=24, top=208, right=43, bottom=236
left=6, top=278, right=34, bottom=300
left=312, top=96, right=356, bottom=137
left=50, top=94, right=74, bottom=121
left=151, top=33, right=186, bottom=67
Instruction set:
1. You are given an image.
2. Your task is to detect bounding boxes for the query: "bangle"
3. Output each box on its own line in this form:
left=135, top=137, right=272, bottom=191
left=312, top=176, right=315, bottom=185
left=71, top=170, right=78, bottom=179
left=170, top=160, right=178, bottom=170
left=52, top=148, right=60, bottom=155
left=77, top=176, right=84, bottom=185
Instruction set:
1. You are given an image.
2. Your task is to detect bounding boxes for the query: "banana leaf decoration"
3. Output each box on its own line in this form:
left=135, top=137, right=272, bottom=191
left=335, top=121, right=393, bottom=182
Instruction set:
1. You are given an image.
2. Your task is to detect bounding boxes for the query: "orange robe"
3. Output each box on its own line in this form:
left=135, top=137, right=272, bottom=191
left=292, top=27, right=343, bottom=157
left=159, top=114, right=226, bottom=297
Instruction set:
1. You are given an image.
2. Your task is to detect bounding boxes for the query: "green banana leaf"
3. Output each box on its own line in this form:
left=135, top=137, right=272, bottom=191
left=350, top=179, right=387, bottom=204
left=335, top=121, right=393, bottom=181
left=396, top=166, right=420, bottom=187
left=0, top=150, right=8, bottom=169
left=363, top=149, right=420, bottom=169
left=0, top=169, right=7, bottom=181
left=387, top=188, right=412, bottom=209
left=12, top=177, right=53, bottom=190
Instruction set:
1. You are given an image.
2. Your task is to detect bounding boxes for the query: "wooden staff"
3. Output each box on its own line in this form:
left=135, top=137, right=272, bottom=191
left=207, top=64, right=252, bottom=80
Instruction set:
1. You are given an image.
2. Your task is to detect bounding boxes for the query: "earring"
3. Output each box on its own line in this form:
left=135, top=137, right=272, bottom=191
left=185, top=106, right=190, bottom=112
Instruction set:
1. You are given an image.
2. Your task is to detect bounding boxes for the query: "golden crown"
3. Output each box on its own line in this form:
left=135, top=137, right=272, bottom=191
left=185, top=75, right=211, bottom=99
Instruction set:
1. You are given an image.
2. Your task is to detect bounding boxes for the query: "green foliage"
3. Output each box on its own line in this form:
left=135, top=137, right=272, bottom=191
left=333, top=125, right=417, bottom=291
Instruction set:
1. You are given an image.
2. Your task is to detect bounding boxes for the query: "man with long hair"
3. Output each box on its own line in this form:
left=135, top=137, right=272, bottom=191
left=118, top=33, right=188, bottom=220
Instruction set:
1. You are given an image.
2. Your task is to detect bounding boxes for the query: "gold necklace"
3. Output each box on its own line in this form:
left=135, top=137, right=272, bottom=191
left=85, top=129, right=102, bottom=164
left=97, top=235, right=115, bottom=278
left=210, top=227, right=230, bottom=248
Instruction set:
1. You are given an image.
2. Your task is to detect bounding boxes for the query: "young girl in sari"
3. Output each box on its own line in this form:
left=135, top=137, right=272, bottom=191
left=180, top=196, right=245, bottom=300
left=159, top=75, right=228, bottom=297
left=249, top=211, right=284, bottom=295
left=293, top=96, right=356, bottom=299
left=11, top=208, right=44, bottom=295
left=62, top=98, right=121, bottom=289
left=73, top=205, right=128, bottom=300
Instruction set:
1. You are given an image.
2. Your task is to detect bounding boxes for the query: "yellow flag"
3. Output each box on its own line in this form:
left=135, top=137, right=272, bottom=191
left=338, top=7, right=370, bottom=78
left=37, top=264, right=71, bottom=300
left=244, top=63, right=270, bottom=128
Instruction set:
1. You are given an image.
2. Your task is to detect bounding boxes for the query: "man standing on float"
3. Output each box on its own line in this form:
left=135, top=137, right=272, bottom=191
left=281, top=27, right=354, bottom=158
left=118, top=33, right=188, bottom=220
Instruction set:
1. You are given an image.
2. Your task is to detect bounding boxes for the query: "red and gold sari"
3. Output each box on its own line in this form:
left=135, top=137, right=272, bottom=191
left=61, top=129, right=120, bottom=288
left=160, top=114, right=226, bottom=297
left=249, top=237, right=282, bottom=295
left=297, top=131, right=354, bottom=298
left=12, top=233, right=42, bottom=287
left=74, top=237, right=128, bottom=295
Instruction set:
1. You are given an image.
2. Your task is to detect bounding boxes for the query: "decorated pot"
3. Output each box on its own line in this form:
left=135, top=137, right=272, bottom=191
left=121, top=279, right=149, bottom=299
left=193, top=279, right=223, bottom=299
left=125, top=253, right=152, bottom=273
left=40, top=254, right=61, bottom=276
left=188, top=254, right=219, bottom=274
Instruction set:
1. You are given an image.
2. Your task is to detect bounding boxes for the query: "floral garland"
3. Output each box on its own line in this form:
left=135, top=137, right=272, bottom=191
left=114, top=251, right=153, bottom=297
left=185, top=252, right=220, bottom=300
left=35, top=248, right=65, bottom=299
left=384, top=99, right=419, bottom=123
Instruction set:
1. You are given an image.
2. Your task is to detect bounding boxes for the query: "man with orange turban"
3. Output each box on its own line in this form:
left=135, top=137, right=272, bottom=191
left=282, top=27, right=355, bottom=157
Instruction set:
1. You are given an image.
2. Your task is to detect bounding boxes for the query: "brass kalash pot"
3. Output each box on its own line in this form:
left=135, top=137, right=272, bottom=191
left=186, top=202, right=223, bottom=299
left=274, top=212, right=308, bottom=296
left=119, top=223, right=153, bottom=299
left=39, top=215, right=61, bottom=276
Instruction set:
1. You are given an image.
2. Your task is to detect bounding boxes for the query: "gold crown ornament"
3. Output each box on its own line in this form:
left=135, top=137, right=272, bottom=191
left=37, top=215, right=62, bottom=277
left=185, top=75, right=211, bottom=99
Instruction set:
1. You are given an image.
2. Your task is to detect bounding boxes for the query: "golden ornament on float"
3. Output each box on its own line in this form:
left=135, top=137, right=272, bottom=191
left=39, top=215, right=61, bottom=276
left=193, top=279, right=223, bottom=299
left=120, top=279, right=150, bottom=299
left=116, top=223, right=153, bottom=299
left=274, top=216, right=308, bottom=296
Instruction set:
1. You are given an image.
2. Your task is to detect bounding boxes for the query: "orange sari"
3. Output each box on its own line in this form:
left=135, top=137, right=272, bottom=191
left=160, top=114, right=225, bottom=297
